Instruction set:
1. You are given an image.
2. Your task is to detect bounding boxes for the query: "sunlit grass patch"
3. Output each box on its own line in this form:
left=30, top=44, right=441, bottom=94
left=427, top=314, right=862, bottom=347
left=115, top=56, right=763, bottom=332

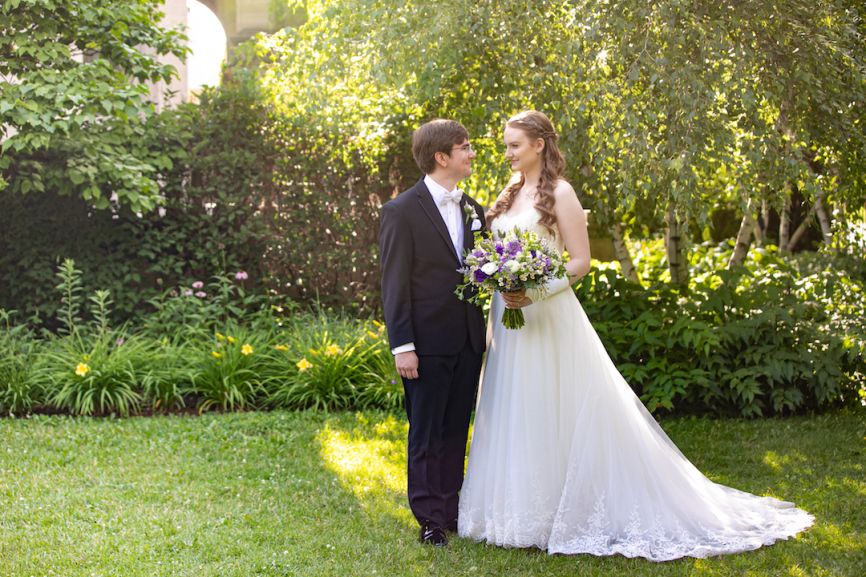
left=317, top=414, right=408, bottom=513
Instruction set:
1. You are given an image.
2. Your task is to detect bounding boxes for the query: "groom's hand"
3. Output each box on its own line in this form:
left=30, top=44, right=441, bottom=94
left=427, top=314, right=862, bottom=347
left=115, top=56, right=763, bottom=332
left=395, top=351, right=419, bottom=380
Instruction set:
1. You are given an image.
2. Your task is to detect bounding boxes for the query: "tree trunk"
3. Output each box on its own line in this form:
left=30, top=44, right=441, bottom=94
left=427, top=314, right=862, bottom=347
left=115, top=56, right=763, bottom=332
left=779, top=190, right=792, bottom=252
left=665, top=202, right=688, bottom=286
left=787, top=201, right=819, bottom=252
left=786, top=191, right=833, bottom=251
left=815, top=192, right=832, bottom=246
left=728, top=200, right=755, bottom=268
left=611, top=221, right=641, bottom=285
left=754, top=199, right=769, bottom=245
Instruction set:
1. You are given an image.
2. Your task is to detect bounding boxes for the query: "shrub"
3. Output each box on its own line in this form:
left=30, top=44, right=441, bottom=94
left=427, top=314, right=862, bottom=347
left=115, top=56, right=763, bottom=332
left=138, top=340, right=195, bottom=413
left=37, top=331, right=145, bottom=417
left=579, top=242, right=866, bottom=416
left=190, top=326, right=270, bottom=412
left=141, top=273, right=268, bottom=342
left=0, top=310, right=43, bottom=415
left=264, top=317, right=401, bottom=411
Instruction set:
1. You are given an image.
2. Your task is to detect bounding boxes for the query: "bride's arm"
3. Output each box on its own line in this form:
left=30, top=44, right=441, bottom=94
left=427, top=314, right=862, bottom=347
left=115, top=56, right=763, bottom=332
left=553, top=180, right=591, bottom=281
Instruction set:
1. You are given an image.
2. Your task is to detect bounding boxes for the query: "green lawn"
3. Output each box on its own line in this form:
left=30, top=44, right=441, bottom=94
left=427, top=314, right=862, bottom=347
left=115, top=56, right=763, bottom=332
left=1, top=411, right=863, bottom=576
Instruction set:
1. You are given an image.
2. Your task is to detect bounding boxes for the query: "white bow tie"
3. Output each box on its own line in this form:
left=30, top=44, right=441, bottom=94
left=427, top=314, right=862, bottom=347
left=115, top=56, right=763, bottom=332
left=438, top=189, right=463, bottom=206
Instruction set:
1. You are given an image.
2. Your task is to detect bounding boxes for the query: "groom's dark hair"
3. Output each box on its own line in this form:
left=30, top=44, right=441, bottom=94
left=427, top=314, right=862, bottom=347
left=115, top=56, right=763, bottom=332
left=412, top=119, right=470, bottom=174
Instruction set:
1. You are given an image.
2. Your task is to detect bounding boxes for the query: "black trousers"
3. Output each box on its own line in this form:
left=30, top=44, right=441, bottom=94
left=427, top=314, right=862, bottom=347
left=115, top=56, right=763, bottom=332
left=402, top=342, right=482, bottom=530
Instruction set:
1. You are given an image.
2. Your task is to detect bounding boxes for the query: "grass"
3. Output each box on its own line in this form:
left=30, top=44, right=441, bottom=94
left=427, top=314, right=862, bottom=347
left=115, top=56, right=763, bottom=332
left=0, top=410, right=863, bottom=577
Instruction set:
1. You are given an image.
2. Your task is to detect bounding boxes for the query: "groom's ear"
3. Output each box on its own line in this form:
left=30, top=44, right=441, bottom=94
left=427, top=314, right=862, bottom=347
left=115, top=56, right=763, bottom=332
left=433, top=150, right=450, bottom=168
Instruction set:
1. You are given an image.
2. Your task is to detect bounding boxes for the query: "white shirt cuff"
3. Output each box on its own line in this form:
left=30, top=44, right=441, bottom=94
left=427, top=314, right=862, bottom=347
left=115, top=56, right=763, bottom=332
left=391, top=343, right=416, bottom=355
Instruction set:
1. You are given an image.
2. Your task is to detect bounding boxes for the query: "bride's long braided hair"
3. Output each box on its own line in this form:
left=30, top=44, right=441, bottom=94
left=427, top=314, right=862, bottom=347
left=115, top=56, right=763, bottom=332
left=487, top=110, right=565, bottom=235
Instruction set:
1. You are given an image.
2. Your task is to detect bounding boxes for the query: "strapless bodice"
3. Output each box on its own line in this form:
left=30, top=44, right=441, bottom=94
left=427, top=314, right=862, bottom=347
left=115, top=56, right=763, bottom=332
left=491, top=207, right=563, bottom=252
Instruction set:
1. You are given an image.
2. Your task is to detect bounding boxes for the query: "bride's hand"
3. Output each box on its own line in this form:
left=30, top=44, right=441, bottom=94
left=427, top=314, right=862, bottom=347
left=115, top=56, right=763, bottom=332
left=502, top=289, right=532, bottom=309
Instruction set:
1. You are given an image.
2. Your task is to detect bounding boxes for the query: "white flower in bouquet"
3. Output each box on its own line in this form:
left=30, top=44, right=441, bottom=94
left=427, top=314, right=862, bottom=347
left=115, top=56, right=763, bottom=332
left=456, top=227, right=568, bottom=329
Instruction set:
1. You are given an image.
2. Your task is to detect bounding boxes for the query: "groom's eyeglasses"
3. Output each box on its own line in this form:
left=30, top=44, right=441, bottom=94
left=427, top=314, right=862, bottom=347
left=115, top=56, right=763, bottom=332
left=451, top=143, right=474, bottom=153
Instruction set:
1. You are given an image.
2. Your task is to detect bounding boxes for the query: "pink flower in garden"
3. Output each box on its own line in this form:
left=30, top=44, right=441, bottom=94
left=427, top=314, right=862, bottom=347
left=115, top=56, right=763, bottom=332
left=195, top=291, right=207, bottom=298
left=115, top=337, right=125, bottom=347
left=183, top=289, right=193, bottom=296
left=192, top=281, right=204, bottom=289
left=235, top=271, right=249, bottom=281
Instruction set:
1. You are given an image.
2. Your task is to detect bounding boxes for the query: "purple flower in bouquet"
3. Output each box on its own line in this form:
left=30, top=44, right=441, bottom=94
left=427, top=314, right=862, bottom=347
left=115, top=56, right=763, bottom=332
left=456, top=227, right=567, bottom=329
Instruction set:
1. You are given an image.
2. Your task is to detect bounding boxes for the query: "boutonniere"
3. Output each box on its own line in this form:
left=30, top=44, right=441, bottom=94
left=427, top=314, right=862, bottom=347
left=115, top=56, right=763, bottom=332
left=463, top=203, right=483, bottom=231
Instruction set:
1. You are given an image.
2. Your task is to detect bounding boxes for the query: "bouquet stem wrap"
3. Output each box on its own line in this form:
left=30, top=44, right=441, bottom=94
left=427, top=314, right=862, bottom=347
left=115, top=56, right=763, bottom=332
left=501, top=304, right=526, bottom=330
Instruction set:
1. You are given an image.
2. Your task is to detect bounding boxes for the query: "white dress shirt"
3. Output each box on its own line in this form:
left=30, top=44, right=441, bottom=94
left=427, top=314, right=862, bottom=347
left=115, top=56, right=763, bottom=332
left=391, top=175, right=465, bottom=356
left=424, top=174, right=465, bottom=260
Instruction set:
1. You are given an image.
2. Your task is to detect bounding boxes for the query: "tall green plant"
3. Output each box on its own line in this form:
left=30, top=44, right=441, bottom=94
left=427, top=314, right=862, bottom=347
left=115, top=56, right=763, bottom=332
left=37, top=260, right=145, bottom=416
left=55, top=259, right=83, bottom=336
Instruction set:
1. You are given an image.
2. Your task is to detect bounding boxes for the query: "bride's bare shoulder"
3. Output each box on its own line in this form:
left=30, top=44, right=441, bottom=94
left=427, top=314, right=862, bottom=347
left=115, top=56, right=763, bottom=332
left=553, top=178, right=576, bottom=198
left=552, top=179, right=585, bottom=216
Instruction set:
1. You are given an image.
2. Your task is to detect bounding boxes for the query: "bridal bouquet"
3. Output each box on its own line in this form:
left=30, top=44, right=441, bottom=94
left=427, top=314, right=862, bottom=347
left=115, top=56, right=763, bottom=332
left=456, top=227, right=568, bottom=329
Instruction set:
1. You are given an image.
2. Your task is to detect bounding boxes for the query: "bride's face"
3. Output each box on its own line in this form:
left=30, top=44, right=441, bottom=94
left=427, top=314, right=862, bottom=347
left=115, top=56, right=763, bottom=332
left=503, top=126, right=543, bottom=173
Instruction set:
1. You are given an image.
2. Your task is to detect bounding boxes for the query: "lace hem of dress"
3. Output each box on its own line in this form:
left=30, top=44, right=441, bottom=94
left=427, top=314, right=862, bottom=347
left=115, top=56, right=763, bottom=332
left=459, top=493, right=814, bottom=562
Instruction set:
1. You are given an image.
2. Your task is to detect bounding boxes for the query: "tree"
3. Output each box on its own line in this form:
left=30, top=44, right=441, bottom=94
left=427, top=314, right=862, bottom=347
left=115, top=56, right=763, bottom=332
left=267, top=0, right=866, bottom=284
left=0, top=0, right=188, bottom=211
left=238, top=1, right=866, bottom=284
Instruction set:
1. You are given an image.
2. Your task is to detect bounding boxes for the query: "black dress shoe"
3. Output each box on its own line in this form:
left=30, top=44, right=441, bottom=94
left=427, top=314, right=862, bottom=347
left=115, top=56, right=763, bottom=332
left=419, top=525, right=448, bottom=547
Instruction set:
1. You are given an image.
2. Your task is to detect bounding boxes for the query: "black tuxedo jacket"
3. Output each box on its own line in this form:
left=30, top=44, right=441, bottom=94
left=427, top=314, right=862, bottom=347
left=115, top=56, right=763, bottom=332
left=379, top=178, right=487, bottom=356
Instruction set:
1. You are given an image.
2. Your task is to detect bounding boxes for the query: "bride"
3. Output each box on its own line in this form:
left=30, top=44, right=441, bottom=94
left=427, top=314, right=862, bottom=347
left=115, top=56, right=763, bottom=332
left=456, top=110, right=813, bottom=561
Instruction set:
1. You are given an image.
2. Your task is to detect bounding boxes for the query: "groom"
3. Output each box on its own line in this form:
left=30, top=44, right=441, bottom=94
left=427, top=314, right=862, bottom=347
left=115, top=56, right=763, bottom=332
left=379, top=119, right=487, bottom=547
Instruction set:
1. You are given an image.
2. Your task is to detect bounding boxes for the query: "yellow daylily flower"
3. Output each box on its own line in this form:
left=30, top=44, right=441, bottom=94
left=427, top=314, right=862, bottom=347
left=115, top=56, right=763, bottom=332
left=372, top=320, right=383, bottom=329
left=324, top=344, right=342, bottom=356
left=82, top=354, right=90, bottom=362
left=297, top=358, right=313, bottom=372
left=274, top=344, right=289, bottom=352
left=226, top=336, right=236, bottom=344
left=211, top=351, right=223, bottom=359
left=75, top=363, right=90, bottom=377
left=366, top=331, right=378, bottom=340
left=241, top=344, right=254, bottom=356
left=215, top=332, right=226, bottom=342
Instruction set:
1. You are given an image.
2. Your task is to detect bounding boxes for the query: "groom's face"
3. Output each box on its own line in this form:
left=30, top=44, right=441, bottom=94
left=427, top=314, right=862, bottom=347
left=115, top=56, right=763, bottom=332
left=445, top=138, right=476, bottom=180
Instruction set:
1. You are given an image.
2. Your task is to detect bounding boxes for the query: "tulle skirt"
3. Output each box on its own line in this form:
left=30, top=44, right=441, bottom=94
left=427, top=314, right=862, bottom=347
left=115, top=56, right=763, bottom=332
left=457, top=290, right=813, bottom=561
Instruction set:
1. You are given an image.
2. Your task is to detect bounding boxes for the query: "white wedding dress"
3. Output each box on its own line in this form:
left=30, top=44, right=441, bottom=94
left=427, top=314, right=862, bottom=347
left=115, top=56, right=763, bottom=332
left=457, top=207, right=813, bottom=561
